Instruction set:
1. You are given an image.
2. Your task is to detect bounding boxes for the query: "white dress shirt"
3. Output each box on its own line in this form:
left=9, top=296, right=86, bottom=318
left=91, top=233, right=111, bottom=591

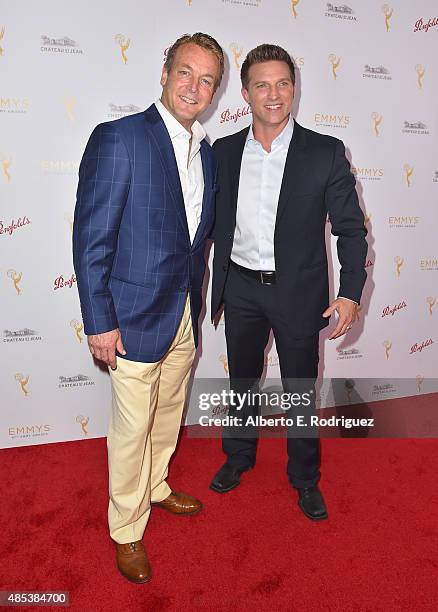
left=155, top=99, right=205, bottom=243
left=231, top=115, right=294, bottom=271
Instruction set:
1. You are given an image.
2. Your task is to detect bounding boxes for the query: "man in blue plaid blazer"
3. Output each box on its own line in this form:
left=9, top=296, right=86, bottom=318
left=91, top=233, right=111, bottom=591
left=73, top=33, right=224, bottom=584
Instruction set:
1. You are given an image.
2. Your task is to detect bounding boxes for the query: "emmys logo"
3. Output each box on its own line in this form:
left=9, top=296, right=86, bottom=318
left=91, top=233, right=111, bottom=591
left=0, top=26, right=5, bottom=56
left=41, top=160, right=79, bottom=175
left=53, top=274, right=76, bottom=290
left=371, top=112, right=383, bottom=136
left=389, top=216, right=420, bottom=229
left=1, top=156, right=12, bottom=181
left=115, top=34, right=130, bottom=65
left=7, top=269, right=22, bottom=295
left=70, top=319, right=84, bottom=343
left=402, top=120, right=429, bottom=135
left=15, top=373, right=30, bottom=397
left=383, top=340, right=392, bottom=360
left=344, top=379, right=355, bottom=402
left=381, top=301, right=407, bottom=318
left=328, top=54, right=341, bottom=79
left=325, top=3, right=356, bottom=21
left=108, top=103, right=141, bottom=119
left=64, top=213, right=73, bottom=233
left=363, top=64, right=392, bottom=80
left=415, top=64, right=425, bottom=89
left=8, top=424, right=51, bottom=439
left=59, top=375, right=94, bottom=389
left=420, top=259, right=438, bottom=271
left=404, top=164, right=413, bottom=187
left=0, top=98, right=30, bottom=114
left=352, top=167, right=383, bottom=182
left=416, top=375, right=424, bottom=392
left=219, top=355, right=228, bottom=374
left=414, top=17, right=438, bottom=33
left=229, top=43, right=243, bottom=70
left=291, top=0, right=300, bottom=18
left=427, top=297, right=436, bottom=316
left=410, top=338, right=433, bottom=355
left=314, top=113, right=350, bottom=129
left=0, top=216, right=31, bottom=237
left=3, top=328, right=42, bottom=343
left=382, top=4, right=393, bottom=32
left=219, top=104, right=251, bottom=125
left=63, top=96, right=76, bottom=121
left=40, top=35, right=83, bottom=54
left=394, top=256, right=403, bottom=278
left=76, top=415, right=90, bottom=436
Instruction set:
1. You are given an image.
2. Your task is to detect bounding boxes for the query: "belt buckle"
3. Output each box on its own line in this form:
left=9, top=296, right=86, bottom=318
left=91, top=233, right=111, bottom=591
left=260, top=271, right=273, bottom=285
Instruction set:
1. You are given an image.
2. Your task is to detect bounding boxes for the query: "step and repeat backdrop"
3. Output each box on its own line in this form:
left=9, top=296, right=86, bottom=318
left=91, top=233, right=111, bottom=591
left=1, top=0, right=437, bottom=447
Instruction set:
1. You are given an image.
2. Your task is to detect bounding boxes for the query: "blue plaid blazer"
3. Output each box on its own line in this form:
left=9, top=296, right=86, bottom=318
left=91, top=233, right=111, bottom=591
left=73, top=104, right=217, bottom=363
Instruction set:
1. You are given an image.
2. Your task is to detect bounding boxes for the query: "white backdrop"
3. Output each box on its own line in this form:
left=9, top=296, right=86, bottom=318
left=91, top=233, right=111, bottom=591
left=1, top=0, right=437, bottom=447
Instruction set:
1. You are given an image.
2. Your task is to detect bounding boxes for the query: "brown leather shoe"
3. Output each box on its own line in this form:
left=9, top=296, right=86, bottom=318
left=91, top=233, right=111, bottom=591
left=153, top=491, right=202, bottom=515
left=116, top=540, right=151, bottom=584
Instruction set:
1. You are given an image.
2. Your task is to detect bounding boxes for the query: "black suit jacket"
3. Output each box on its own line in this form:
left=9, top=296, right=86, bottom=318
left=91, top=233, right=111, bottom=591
left=211, top=121, right=368, bottom=336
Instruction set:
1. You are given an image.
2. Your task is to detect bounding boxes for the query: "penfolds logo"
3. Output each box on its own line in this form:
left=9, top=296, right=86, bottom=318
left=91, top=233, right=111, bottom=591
left=382, top=301, right=407, bottom=318
left=53, top=273, right=76, bottom=290
left=410, top=338, right=433, bottom=354
left=413, top=17, right=438, bottom=33
left=219, top=104, right=251, bottom=124
left=0, top=216, right=31, bottom=237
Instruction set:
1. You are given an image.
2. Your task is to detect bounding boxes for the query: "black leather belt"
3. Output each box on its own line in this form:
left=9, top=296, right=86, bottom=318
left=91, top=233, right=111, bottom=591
left=231, top=260, right=276, bottom=285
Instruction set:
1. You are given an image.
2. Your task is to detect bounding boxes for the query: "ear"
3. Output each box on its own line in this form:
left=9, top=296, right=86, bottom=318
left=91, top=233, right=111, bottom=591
left=160, top=65, right=168, bottom=87
left=241, top=86, right=250, bottom=104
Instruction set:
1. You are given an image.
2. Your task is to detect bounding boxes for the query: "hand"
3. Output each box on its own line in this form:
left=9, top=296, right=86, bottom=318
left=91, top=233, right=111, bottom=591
left=87, top=328, right=126, bottom=369
left=323, top=298, right=357, bottom=340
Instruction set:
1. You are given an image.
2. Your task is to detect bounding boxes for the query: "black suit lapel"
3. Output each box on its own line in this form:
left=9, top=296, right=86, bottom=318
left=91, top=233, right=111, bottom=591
left=275, top=121, right=309, bottom=229
left=228, top=127, right=249, bottom=224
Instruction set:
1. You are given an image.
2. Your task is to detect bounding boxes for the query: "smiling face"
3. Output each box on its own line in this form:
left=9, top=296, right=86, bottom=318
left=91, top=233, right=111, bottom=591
left=160, top=42, right=220, bottom=131
left=242, top=60, right=294, bottom=133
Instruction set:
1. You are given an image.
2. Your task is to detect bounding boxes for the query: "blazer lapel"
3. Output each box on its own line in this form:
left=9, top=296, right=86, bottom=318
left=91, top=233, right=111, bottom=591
left=191, top=141, right=213, bottom=249
left=275, top=121, right=309, bottom=229
left=143, top=105, right=190, bottom=241
left=228, top=127, right=249, bottom=226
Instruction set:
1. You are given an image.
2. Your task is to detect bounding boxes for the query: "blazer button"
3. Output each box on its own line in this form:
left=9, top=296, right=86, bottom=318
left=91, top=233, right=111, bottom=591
left=222, top=265, right=227, bottom=271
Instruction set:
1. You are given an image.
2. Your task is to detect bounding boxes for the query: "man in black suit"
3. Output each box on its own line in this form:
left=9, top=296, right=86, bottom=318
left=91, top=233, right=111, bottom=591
left=209, top=44, right=367, bottom=520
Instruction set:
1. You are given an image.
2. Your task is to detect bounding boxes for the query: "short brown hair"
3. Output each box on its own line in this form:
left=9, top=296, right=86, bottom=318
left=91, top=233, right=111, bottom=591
left=241, top=44, right=295, bottom=89
left=164, top=33, right=224, bottom=90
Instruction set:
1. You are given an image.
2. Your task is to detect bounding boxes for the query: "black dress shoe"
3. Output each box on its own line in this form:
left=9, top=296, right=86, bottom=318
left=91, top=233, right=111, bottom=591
left=210, top=463, right=248, bottom=493
left=297, top=486, right=328, bottom=521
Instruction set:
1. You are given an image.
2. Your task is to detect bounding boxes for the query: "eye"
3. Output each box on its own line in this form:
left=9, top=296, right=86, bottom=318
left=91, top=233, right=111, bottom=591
left=179, top=70, right=190, bottom=76
left=256, top=83, right=267, bottom=88
left=201, top=78, right=213, bottom=87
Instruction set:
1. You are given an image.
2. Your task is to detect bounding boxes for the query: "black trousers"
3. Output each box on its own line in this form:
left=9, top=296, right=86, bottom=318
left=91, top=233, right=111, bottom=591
left=222, top=263, right=321, bottom=489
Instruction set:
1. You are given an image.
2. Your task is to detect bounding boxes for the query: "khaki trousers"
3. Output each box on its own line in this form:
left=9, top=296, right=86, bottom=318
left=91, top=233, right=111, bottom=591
left=107, top=296, right=195, bottom=544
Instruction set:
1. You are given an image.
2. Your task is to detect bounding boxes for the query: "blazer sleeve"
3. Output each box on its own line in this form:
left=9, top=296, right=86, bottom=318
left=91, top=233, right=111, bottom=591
left=325, top=139, right=368, bottom=304
left=72, top=122, right=131, bottom=335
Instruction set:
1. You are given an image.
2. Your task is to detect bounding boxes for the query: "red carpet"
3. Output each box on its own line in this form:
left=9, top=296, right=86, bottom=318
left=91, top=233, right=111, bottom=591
left=1, top=428, right=437, bottom=610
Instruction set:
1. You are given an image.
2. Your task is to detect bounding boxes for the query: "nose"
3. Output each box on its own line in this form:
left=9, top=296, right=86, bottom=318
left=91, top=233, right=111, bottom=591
left=188, top=76, right=199, bottom=93
left=268, top=86, right=280, bottom=99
